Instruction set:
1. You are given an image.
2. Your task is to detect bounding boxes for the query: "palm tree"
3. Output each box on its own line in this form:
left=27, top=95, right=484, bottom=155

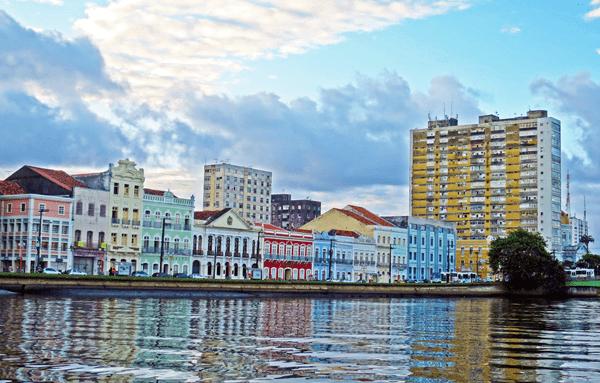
left=580, top=234, right=595, bottom=254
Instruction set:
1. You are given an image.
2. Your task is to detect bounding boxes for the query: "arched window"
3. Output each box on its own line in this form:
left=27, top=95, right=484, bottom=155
left=143, top=235, right=150, bottom=249
left=155, top=211, right=161, bottom=220
left=226, top=237, right=231, bottom=255
left=174, top=238, right=180, bottom=250
left=183, top=238, right=190, bottom=250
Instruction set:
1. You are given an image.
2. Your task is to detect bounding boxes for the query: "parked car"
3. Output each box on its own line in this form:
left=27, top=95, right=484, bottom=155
left=152, top=272, right=171, bottom=278
left=131, top=271, right=150, bottom=277
left=42, top=267, right=61, bottom=275
left=66, top=269, right=87, bottom=276
left=191, top=274, right=208, bottom=279
left=482, top=277, right=493, bottom=283
left=173, top=273, right=191, bottom=278
left=431, top=278, right=442, bottom=283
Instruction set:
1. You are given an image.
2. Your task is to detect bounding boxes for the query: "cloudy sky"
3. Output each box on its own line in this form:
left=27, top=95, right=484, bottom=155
left=1, top=0, right=600, bottom=245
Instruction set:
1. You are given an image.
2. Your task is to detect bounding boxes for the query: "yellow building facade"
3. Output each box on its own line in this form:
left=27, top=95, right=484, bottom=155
left=410, top=111, right=561, bottom=278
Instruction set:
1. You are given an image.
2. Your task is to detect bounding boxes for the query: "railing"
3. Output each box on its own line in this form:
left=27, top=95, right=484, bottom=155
left=173, top=224, right=182, bottom=230
left=131, top=220, right=140, bottom=226
left=184, top=225, right=191, bottom=231
left=111, top=218, right=120, bottom=224
left=143, top=221, right=152, bottom=228
left=122, top=219, right=131, bottom=226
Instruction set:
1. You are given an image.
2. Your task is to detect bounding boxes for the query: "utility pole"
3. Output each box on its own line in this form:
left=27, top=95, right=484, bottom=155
left=36, top=207, right=49, bottom=271
left=447, top=242, right=451, bottom=283
left=389, top=243, right=394, bottom=283
left=159, top=216, right=169, bottom=274
left=328, top=238, right=334, bottom=280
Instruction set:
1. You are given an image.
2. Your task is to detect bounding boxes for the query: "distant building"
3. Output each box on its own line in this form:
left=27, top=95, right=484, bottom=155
left=203, top=163, right=272, bottom=224
left=258, top=224, right=313, bottom=280
left=560, top=210, right=589, bottom=263
left=271, top=194, right=321, bottom=229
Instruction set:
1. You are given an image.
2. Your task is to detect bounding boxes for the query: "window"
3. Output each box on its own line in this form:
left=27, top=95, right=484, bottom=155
left=58, top=206, right=65, bottom=215
left=99, top=232, right=105, bottom=246
left=88, top=203, right=95, bottom=216
left=121, top=234, right=127, bottom=246
left=131, top=234, right=137, bottom=246
left=6, top=203, right=11, bottom=213
left=124, top=184, right=130, bottom=196
left=111, top=233, right=117, bottom=244
left=20, top=203, right=26, bottom=212
left=86, top=231, right=93, bottom=247
left=113, top=183, right=119, bottom=195
left=76, top=201, right=83, bottom=215
left=100, top=205, right=106, bottom=217
left=134, top=185, right=139, bottom=197
left=39, top=203, right=46, bottom=211
left=112, top=206, right=118, bottom=219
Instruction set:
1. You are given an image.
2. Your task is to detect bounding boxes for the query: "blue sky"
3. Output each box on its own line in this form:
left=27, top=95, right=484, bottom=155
left=1, top=0, right=600, bottom=246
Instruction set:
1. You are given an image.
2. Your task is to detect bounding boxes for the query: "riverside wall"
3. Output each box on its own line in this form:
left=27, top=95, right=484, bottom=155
left=0, top=276, right=597, bottom=298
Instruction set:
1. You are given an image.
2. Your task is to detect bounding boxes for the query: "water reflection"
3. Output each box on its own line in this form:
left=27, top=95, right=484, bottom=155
left=0, top=294, right=599, bottom=382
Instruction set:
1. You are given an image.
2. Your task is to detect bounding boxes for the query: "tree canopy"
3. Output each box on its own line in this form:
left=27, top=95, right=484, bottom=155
left=575, top=253, right=600, bottom=273
left=579, top=234, right=595, bottom=254
left=488, top=228, right=566, bottom=294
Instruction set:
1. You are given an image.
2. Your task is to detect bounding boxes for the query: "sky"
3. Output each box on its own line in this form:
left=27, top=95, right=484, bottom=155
left=1, top=0, right=600, bottom=248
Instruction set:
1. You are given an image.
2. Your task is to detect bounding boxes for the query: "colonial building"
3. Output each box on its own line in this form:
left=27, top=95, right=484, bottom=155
left=258, top=224, right=313, bottom=280
left=383, top=216, right=457, bottom=281
left=1, top=180, right=74, bottom=272
left=271, top=194, right=321, bottom=229
left=300, top=205, right=405, bottom=283
left=75, top=159, right=145, bottom=273
left=141, top=189, right=194, bottom=275
left=71, top=187, right=109, bottom=274
left=202, top=162, right=272, bottom=224
left=313, top=229, right=361, bottom=282
left=410, top=110, right=561, bottom=276
left=192, top=209, right=259, bottom=279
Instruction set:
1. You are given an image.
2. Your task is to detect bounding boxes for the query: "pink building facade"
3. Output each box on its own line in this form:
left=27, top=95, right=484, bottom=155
left=0, top=188, right=74, bottom=272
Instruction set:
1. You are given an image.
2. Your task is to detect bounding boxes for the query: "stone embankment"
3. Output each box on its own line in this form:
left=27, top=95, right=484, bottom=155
left=0, top=275, right=505, bottom=298
left=0, top=275, right=597, bottom=298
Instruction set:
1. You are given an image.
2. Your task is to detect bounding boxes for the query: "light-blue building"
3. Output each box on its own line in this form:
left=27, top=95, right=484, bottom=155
left=383, top=216, right=456, bottom=282
left=313, top=229, right=359, bottom=281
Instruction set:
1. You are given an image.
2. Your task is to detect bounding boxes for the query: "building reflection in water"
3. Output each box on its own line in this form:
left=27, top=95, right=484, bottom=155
left=1, top=295, right=599, bottom=382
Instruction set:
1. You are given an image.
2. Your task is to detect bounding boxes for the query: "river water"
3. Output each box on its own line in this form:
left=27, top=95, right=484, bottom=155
left=0, top=292, right=599, bottom=383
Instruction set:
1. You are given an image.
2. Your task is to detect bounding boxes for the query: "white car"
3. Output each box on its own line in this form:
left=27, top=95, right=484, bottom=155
left=42, top=267, right=61, bottom=274
left=67, top=269, right=87, bottom=276
left=191, top=274, right=208, bottom=279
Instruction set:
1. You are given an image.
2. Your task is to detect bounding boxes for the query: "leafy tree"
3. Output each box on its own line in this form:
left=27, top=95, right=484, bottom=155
left=579, top=234, right=595, bottom=254
left=562, top=260, right=574, bottom=269
left=489, top=228, right=566, bottom=294
left=576, top=253, right=600, bottom=273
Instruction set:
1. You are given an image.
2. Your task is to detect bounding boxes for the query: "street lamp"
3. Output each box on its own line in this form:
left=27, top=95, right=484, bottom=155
left=159, top=217, right=171, bottom=274
left=18, top=241, right=26, bottom=273
left=389, top=243, right=395, bottom=283
left=328, top=238, right=335, bottom=280
left=36, top=207, right=49, bottom=272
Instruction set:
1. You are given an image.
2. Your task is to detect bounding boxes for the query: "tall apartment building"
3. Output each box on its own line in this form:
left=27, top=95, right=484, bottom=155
left=410, top=110, right=561, bottom=277
left=202, top=163, right=272, bottom=224
left=271, top=194, right=321, bottom=229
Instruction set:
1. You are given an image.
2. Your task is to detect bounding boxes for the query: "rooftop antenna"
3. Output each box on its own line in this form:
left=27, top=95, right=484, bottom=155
left=566, top=170, right=571, bottom=217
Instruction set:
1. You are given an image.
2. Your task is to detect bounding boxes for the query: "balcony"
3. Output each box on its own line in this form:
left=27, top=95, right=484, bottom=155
left=184, top=225, right=191, bottom=231
left=143, top=221, right=152, bottom=228
left=122, top=219, right=131, bottom=226
left=111, top=218, right=120, bottom=225
left=131, top=220, right=140, bottom=227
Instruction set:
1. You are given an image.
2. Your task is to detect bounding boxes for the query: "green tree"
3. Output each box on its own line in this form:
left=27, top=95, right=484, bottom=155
left=562, top=260, right=574, bottom=269
left=576, top=253, right=600, bottom=273
left=579, top=234, right=595, bottom=254
left=489, top=228, right=566, bottom=294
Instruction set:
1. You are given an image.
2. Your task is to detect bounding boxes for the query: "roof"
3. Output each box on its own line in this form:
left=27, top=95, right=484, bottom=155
left=194, top=210, right=220, bottom=220
left=254, top=223, right=288, bottom=232
left=0, top=181, right=27, bottom=195
left=330, top=229, right=360, bottom=238
left=346, top=205, right=395, bottom=227
left=335, top=208, right=378, bottom=226
left=292, top=228, right=313, bottom=234
left=144, top=188, right=165, bottom=196
left=27, top=166, right=88, bottom=192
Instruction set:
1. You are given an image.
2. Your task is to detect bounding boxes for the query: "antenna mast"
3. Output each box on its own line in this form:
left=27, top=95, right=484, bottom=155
left=566, top=170, right=571, bottom=217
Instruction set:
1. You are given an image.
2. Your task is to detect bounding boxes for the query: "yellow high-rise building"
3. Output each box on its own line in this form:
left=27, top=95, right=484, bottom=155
left=410, top=110, right=561, bottom=278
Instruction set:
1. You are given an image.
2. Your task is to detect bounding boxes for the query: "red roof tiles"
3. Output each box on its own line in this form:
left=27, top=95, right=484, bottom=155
left=346, top=205, right=395, bottom=227
left=331, top=229, right=360, bottom=238
left=194, top=211, right=220, bottom=220
left=28, top=166, right=88, bottom=192
left=144, top=188, right=165, bottom=196
left=0, top=181, right=27, bottom=195
left=335, top=208, right=378, bottom=226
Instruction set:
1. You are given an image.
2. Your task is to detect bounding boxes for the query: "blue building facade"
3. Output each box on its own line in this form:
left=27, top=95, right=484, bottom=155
left=383, top=216, right=456, bottom=282
left=313, top=230, right=357, bottom=281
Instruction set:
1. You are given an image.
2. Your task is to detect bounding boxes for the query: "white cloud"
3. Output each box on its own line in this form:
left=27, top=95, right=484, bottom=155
left=75, top=0, right=473, bottom=106
left=18, top=0, right=64, bottom=5
left=585, top=0, right=600, bottom=20
left=500, top=26, right=521, bottom=34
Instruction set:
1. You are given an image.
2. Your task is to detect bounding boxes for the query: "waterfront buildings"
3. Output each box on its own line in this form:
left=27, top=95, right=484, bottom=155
left=300, top=205, right=405, bottom=282
left=202, top=163, right=272, bottom=224
left=71, top=187, right=109, bottom=274
left=259, top=224, right=313, bottom=280
left=382, top=216, right=456, bottom=281
left=560, top=210, right=589, bottom=263
left=0, top=180, right=74, bottom=272
left=75, top=159, right=145, bottom=273
left=140, top=189, right=194, bottom=275
left=192, top=208, right=259, bottom=278
left=410, top=110, right=561, bottom=277
left=271, top=194, right=321, bottom=230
